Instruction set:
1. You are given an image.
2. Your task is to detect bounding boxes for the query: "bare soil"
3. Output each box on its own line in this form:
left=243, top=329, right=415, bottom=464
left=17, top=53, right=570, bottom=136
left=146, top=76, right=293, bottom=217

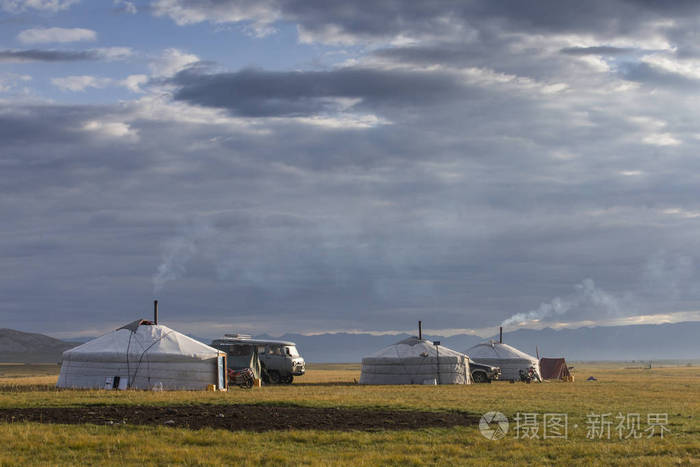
left=0, top=404, right=478, bottom=432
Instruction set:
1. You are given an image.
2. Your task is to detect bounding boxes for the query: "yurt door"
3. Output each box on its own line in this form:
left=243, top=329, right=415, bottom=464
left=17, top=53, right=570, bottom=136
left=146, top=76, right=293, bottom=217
left=217, top=355, right=227, bottom=390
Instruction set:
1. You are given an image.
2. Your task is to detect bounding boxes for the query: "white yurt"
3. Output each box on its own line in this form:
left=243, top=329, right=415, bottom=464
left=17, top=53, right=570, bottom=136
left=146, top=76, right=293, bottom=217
left=360, top=337, right=471, bottom=385
left=57, top=319, right=227, bottom=390
left=465, top=341, right=541, bottom=381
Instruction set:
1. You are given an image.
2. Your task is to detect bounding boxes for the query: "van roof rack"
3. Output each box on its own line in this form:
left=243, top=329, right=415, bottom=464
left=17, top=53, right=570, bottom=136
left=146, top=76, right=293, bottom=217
left=224, top=333, right=252, bottom=339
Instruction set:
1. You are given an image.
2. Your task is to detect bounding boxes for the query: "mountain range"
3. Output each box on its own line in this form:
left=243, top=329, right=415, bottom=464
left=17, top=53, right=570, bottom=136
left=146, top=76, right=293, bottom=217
left=1, top=321, right=699, bottom=363
left=256, top=321, right=700, bottom=362
left=0, top=328, right=76, bottom=363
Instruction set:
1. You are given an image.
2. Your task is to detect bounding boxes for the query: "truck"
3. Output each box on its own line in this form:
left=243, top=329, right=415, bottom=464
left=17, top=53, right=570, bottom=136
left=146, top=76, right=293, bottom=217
left=210, top=335, right=306, bottom=385
left=470, top=361, right=501, bottom=383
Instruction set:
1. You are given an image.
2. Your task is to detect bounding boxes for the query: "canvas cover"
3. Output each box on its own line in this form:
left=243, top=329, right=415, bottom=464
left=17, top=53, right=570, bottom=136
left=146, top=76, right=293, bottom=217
left=539, top=358, right=571, bottom=380
left=57, top=320, right=225, bottom=390
left=465, top=341, right=541, bottom=381
left=225, top=343, right=262, bottom=380
left=360, top=337, right=471, bottom=385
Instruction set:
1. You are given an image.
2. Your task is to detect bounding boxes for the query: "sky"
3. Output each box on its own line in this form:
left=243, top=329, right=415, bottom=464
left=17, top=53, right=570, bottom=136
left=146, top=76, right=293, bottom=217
left=3, top=0, right=700, bottom=339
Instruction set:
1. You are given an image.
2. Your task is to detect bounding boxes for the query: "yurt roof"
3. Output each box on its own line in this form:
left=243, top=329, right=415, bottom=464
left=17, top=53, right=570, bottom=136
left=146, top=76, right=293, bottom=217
left=365, top=336, right=467, bottom=360
left=465, top=341, right=538, bottom=361
left=62, top=319, right=221, bottom=362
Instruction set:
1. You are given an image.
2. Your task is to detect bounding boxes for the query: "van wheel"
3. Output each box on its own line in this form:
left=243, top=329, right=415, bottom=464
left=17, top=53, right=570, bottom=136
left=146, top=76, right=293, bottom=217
left=472, top=371, right=487, bottom=383
left=268, top=370, right=280, bottom=384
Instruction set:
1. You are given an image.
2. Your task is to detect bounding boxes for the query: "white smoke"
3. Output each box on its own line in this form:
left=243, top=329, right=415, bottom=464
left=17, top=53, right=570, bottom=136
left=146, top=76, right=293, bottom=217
left=501, top=278, right=620, bottom=328
left=152, top=221, right=215, bottom=295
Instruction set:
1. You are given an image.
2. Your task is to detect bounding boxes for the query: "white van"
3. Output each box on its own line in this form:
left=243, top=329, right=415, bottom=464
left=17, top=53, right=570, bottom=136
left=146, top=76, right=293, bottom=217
left=211, top=335, right=305, bottom=384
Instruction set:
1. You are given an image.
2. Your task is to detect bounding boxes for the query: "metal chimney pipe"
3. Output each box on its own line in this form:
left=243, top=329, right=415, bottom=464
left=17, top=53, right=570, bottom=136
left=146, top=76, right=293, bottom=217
left=154, top=300, right=158, bottom=325
left=499, top=326, right=503, bottom=344
left=418, top=321, right=422, bottom=340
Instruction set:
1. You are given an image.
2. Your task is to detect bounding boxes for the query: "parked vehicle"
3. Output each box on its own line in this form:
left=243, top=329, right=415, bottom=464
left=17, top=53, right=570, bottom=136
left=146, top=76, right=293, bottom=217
left=470, top=361, right=501, bottom=383
left=211, top=335, right=262, bottom=383
left=518, top=366, right=541, bottom=383
left=228, top=367, right=255, bottom=389
left=258, top=339, right=306, bottom=384
left=211, top=335, right=305, bottom=385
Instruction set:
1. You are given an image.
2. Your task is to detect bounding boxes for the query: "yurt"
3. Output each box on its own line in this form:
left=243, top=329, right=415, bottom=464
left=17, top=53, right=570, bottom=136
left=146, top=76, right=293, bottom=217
left=57, top=319, right=227, bottom=390
left=465, top=341, right=541, bottom=382
left=360, top=337, right=471, bottom=385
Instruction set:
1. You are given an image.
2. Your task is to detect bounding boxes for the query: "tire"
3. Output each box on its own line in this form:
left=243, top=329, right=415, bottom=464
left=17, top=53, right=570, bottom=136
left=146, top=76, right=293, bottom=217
left=268, top=370, right=280, bottom=384
left=472, top=371, right=488, bottom=383
left=281, top=375, right=293, bottom=384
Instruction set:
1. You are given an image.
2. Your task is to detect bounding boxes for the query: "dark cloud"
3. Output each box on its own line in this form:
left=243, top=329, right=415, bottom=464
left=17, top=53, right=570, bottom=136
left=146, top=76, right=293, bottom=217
left=170, top=66, right=464, bottom=117
left=560, top=46, right=632, bottom=56
left=6, top=0, right=700, bottom=338
left=0, top=49, right=100, bottom=62
left=371, top=42, right=499, bottom=68
left=157, top=0, right=700, bottom=44
left=0, top=105, right=89, bottom=143
left=5, top=83, right=700, bottom=337
left=292, top=0, right=652, bottom=39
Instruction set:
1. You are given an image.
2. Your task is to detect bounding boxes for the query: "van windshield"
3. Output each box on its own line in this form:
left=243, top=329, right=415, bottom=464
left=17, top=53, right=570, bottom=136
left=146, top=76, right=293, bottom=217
left=286, top=346, right=300, bottom=357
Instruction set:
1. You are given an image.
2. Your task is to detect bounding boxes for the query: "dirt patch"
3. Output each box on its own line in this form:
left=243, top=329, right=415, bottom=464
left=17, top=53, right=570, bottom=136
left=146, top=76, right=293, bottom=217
left=0, top=404, right=478, bottom=432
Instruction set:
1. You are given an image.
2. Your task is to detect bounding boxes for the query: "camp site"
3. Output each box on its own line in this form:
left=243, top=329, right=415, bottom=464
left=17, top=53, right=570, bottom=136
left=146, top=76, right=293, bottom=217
left=0, top=313, right=698, bottom=464
left=5, top=1, right=700, bottom=465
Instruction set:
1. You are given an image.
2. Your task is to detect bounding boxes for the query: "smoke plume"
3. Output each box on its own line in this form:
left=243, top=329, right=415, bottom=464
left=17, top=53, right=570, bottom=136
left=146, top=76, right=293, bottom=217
left=501, top=278, right=620, bottom=327
left=152, top=221, right=215, bottom=295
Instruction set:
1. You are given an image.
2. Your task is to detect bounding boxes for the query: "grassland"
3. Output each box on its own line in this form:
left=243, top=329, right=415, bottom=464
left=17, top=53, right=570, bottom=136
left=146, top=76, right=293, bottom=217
left=0, top=362, right=698, bottom=465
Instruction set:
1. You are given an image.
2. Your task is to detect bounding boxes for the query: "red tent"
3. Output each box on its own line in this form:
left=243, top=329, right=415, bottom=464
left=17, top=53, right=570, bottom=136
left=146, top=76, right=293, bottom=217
left=539, top=358, right=572, bottom=381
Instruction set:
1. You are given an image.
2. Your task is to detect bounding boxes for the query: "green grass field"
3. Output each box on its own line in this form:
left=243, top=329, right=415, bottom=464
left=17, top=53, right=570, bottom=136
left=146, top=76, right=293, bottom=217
left=0, top=363, right=698, bottom=465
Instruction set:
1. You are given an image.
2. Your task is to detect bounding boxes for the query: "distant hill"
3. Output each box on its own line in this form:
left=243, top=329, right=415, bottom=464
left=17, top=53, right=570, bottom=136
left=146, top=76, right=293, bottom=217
left=5, top=321, right=699, bottom=364
left=0, top=328, right=77, bottom=363
left=256, top=321, right=700, bottom=363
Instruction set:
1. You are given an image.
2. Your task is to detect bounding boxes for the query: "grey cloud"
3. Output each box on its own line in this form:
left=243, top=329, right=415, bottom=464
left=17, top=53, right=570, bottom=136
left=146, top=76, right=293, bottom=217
left=0, top=49, right=100, bottom=62
left=5, top=87, right=700, bottom=336
left=560, top=46, right=632, bottom=56
left=641, top=252, right=698, bottom=301
left=0, top=104, right=151, bottom=200
left=157, top=0, right=700, bottom=43
left=462, top=0, right=665, bottom=36
left=9, top=1, right=700, bottom=336
left=0, top=105, right=90, bottom=142
left=369, top=39, right=584, bottom=83
left=371, top=41, right=501, bottom=68
left=620, top=62, right=700, bottom=88
left=170, top=66, right=464, bottom=117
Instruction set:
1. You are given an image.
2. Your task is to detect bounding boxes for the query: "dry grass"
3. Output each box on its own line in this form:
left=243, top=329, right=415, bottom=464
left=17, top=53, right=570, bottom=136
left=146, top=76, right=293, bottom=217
left=0, top=363, right=698, bottom=465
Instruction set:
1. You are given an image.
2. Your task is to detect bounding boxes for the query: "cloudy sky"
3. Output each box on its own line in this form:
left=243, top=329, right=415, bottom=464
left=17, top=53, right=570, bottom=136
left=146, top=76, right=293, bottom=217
left=3, top=0, right=700, bottom=339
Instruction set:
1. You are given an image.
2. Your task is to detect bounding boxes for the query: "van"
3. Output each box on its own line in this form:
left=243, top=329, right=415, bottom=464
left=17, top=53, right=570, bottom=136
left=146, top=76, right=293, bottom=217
left=211, top=335, right=305, bottom=384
